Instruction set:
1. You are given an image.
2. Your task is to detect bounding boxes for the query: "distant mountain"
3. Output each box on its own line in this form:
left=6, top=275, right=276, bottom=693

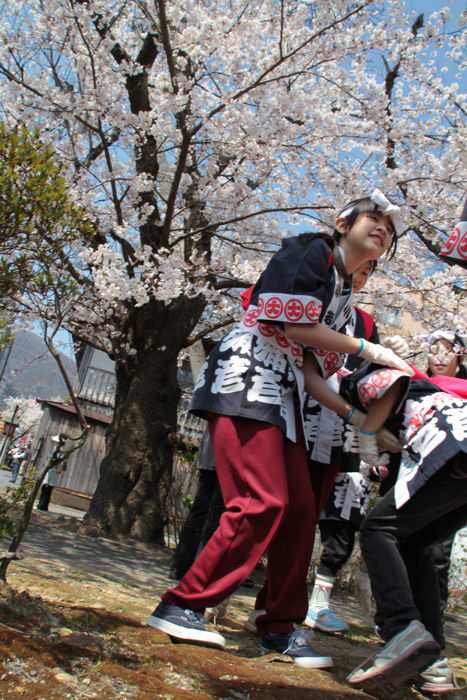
left=0, top=331, right=77, bottom=403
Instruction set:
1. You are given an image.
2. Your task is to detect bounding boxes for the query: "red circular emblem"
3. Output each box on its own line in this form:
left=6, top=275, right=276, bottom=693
left=441, top=227, right=459, bottom=256
left=276, top=332, right=290, bottom=348
left=265, top=296, right=283, bottom=319
left=305, top=300, right=321, bottom=322
left=284, top=299, right=304, bottom=321
left=324, top=352, right=339, bottom=372
left=291, top=345, right=302, bottom=357
left=372, top=371, right=392, bottom=388
left=243, top=309, right=259, bottom=327
left=458, top=227, right=467, bottom=260
left=258, top=322, right=276, bottom=337
left=359, top=384, right=378, bottom=406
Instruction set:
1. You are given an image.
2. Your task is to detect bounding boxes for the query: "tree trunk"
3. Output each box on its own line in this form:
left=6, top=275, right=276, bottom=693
left=82, top=297, right=204, bottom=544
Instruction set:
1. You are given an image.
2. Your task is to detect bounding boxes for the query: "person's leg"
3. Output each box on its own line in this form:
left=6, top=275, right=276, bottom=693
left=200, top=481, right=229, bottom=623
left=428, top=534, right=456, bottom=620
left=9, top=460, right=19, bottom=483
left=252, top=459, right=340, bottom=626
left=37, top=484, right=52, bottom=511
left=254, top=426, right=333, bottom=669
left=254, top=426, right=317, bottom=634
left=361, top=460, right=467, bottom=644
left=318, top=519, right=356, bottom=579
left=148, top=416, right=292, bottom=649
left=402, top=540, right=444, bottom=648
left=161, top=416, right=291, bottom=614
left=348, top=455, right=467, bottom=689
left=409, top=534, right=458, bottom=694
left=305, top=519, right=355, bottom=632
left=150, top=414, right=333, bottom=665
left=310, top=461, right=341, bottom=517
left=198, top=478, right=225, bottom=551
left=170, top=469, right=217, bottom=579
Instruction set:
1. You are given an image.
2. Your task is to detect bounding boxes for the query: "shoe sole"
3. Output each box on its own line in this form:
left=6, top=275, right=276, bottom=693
left=146, top=615, right=226, bottom=650
left=348, top=641, right=440, bottom=691
left=295, top=656, right=334, bottom=669
left=304, top=617, right=348, bottom=634
left=419, top=681, right=458, bottom=694
left=260, top=647, right=333, bottom=669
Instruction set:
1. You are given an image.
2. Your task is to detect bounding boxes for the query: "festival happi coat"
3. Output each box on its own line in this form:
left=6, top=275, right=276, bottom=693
left=303, top=305, right=379, bottom=467
left=343, top=364, right=467, bottom=508
left=305, top=306, right=380, bottom=524
left=191, top=234, right=353, bottom=445
left=440, top=197, right=467, bottom=269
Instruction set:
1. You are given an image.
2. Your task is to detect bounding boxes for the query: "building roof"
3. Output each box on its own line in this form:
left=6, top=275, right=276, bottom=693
left=37, top=399, right=113, bottom=425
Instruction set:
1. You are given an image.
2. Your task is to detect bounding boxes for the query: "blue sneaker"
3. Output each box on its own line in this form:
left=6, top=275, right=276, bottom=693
left=146, top=602, right=226, bottom=649
left=304, top=607, right=349, bottom=634
left=261, top=629, right=333, bottom=669
left=347, top=620, right=440, bottom=691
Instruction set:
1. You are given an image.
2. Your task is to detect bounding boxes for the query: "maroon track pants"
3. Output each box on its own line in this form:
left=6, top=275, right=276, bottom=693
left=163, top=415, right=325, bottom=633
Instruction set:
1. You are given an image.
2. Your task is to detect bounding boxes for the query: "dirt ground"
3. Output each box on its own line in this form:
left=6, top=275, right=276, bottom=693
left=0, top=511, right=465, bottom=700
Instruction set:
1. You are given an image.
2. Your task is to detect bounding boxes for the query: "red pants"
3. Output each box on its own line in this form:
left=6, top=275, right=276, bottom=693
left=254, top=459, right=340, bottom=614
left=163, top=415, right=323, bottom=633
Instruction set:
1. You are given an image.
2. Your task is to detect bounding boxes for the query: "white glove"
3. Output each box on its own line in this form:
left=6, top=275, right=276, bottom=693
left=383, top=335, right=410, bottom=356
left=359, top=431, right=390, bottom=466
left=346, top=407, right=367, bottom=428
left=358, top=339, right=414, bottom=375
left=376, top=427, right=403, bottom=453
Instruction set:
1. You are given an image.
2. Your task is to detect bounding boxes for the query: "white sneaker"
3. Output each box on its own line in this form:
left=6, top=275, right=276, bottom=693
left=419, top=657, right=459, bottom=694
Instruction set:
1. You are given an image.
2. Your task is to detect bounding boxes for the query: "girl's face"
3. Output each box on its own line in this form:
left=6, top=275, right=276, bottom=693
left=338, top=211, right=394, bottom=261
left=352, top=261, right=374, bottom=293
left=427, top=339, right=459, bottom=376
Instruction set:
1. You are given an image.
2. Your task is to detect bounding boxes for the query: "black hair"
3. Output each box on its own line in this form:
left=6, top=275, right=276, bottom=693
left=334, top=196, right=399, bottom=260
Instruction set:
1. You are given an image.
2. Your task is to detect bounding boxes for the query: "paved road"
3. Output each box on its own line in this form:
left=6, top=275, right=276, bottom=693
left=0, top=467, right=85, bottom=520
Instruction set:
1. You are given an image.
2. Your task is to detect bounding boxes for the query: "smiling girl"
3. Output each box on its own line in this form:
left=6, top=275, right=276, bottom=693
left=147, top=190, right=411, bottom=669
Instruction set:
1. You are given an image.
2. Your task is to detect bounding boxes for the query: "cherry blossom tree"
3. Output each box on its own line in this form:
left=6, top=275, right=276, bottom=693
left=2, top=397, right=43, bottom=445
left=0, top=0, right=465, bottom=542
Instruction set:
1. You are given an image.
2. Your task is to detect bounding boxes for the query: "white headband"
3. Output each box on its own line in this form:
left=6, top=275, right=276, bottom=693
left=428, top=330, right=466, bottom=353
left=340, top=189, right=405, bottom=236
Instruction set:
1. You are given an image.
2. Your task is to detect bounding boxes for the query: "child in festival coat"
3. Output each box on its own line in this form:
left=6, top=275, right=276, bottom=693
left=304, top=260, right=388, bottom=634
left=147, top=190, right=410, bottom=668
left=344, top=344, right=466, bottom=690
left=303, top=303, right=466, bottom=688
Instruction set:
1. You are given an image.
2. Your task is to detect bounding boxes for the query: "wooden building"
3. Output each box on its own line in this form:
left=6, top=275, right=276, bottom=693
left=32, top=345, right=115, bottom=509
left=33, top=399, right=111, bottom=507
left=32, top=341, right=207, bottom=509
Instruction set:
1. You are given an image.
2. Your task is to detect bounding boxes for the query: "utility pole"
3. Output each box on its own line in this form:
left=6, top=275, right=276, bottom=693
left=0, top=403, right=18, bottom=465
left=0, top=339, right=14, bottom=387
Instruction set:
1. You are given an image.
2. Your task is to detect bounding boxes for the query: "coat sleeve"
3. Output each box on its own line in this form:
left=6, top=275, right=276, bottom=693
left=252, top=236, right=333, bottom=325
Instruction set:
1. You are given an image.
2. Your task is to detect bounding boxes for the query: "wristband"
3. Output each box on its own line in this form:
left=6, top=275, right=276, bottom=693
left=360, top=429, right=376, bottom=436
left=345, top=407, right=355, bottom=422
left=356, top=338, right=365, bottom=356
